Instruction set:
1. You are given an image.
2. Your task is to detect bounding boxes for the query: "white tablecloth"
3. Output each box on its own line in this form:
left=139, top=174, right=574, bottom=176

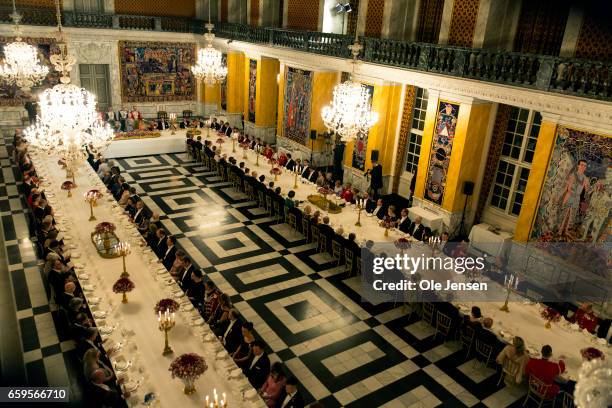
left=105, top=130, right=188, bottom=158
left=468, top=223, right=513, bottom=258
left=31, top=151, right=265, bottom=407
left=408, top=206, right=444, bottom=233
left=457, top=301, right=609, bottom=379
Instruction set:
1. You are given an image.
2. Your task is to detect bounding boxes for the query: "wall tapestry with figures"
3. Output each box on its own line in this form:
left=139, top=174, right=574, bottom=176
left=0, top=37, right=60, bottom=106
left=531, top=127, right=611, bottom=244
left=424, top=101, right=460, bottom=205
left=283, top=66, right=313, bottom=145
left=352, top=84, right=375, bottom=170
left=118, top=41, right=195, bottom=102
left=248, top=59, right=257, bottom=122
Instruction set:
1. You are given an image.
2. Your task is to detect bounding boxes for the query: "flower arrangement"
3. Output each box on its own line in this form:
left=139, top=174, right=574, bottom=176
left=154, top=298, right=180, bottom=314
left=540, top=307, right=561, bottom=328
left=394, top=237, right=411, bottom=250
left=580, top=347, right=605, bottom=361
left=240, top=142, right=250, bottom=150
left=86, top=189, right=103, bottom=198
left=112, top=277, right=135, bottom=304
left=94, top=222, right=116, bottom=234
left=61, top=180, right=74, bottom=190
left=169, top=353, right=208, bottom=395
left=216, top=137, right=225, bottom=145
left=318, top=187, right=333, bottom=195
left=270, top=167, right=282, bottom=176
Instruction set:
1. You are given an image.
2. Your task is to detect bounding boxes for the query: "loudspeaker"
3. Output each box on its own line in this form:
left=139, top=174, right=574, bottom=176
left=310, top=130, right=317, bottom=140
left=370, top=150, right=379, bottom=162
left=463, top=181, right=474, bottom=196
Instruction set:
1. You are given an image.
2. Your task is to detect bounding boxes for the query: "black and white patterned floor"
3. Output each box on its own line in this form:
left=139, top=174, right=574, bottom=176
left=1, top=135, right=530, bottom=407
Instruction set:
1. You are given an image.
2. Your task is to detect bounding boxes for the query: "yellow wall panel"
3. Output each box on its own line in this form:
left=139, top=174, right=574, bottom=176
left=310, top=71, right=338, bottom=151
left=226, top=52, right=245, bottom=115
left=255, top=58, right=279, bottom=127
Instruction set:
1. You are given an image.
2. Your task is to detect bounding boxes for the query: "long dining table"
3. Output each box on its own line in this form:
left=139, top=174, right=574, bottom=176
left=205, top=130, right=609, bottom=380
left=30, top=148, right=266, bottom=408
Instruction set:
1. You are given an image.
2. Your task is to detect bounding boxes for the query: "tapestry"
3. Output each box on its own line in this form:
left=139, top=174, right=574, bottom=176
left=248, top=59, right=257, bottom=123
left=352, top=84, right=374, bottom=171
left=424, top=101, right=460, bottom=205
left=0, top=37, right=59, bottom=106
left=531, top=127, right=611, bottom=244
left=118, top=41, right=195, bottom=102
left=283, top=67, right=313, bottom=145
left=220, top=53, right=227, bottom=111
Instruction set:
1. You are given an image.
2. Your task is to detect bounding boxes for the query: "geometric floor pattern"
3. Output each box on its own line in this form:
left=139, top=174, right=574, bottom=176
left=0, top=135, right=529, bottom=407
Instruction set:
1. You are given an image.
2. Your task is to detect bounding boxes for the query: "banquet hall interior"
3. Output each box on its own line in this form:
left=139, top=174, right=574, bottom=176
left=0, top=0, right=611, bottom=407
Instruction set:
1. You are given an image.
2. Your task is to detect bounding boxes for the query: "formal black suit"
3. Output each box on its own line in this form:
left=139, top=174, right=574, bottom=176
left=277, top=390, right=305, bottom=408
left=86, top=382, right=121, bottom=408
left=285, top=159, right=296, bottom=171
left=221, top=319, right=243, bottom=353
left=162, top=245, right=177, bottom=270
left=179, top=264, right=194, bottom=290
left=397, top=217, right=411, bottom=233
left=408, top=223, right=430, bottom=241
left=308, top=170, right=318, bottom=183
left=157, top=120, right=169, bottom=130
left=224, top=127, right=232, bottom=137
left=244, top=353, right=270, bottom=389
left=369, top=164, right=383, bottom=197
left=153, top=236, right=167, bottom=258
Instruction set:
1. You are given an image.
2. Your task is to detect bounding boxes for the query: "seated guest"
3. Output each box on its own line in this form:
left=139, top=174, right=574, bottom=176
left=209, top=117, right=219, bottom=129
left=219, top=121, right=229, bottom=134
left=285, top=190, right=296, bottom=212
left=496, top=336, right=529, bottom=385
left=315, top=172, right=326, bottom=187
left=333, top=180, right=343, bottom=195
left=48, top=259, right=72, bottom=296
left=179, top=117, right=190, bottom=128
left=169, top=250, right=186, bottom=279
left=124, top=197, right=136, bottom=218
left=285, top=154, right=295, bottom=171
left=233, top=322, right=256, bottom=368
left=382, top=205, right=398, bottom=224
left=300, top=160, right=314, bottom=180
left=368, top=199, right=384, bottom=218
left=569, top=302, right=599, bottom=333
left=178, top=257, right=195, bottom=290
left=162, top=235, right=177, bottom=270
left=58, top=281, right=77, bottom=309
left=477, top=317, right=498, bottom=346
left=137, top=211, right=151, bottom=235
left=152, top=229, right=168, bottom=258
left=260, top=362, right=287, bottom=408
left=263, top=144, right=274, bottom=160
left=525, top=345, right=566, bottom=398
left=144, top=223, right=158, bottom=248
left=220, top=309, right=242, bottom=353
left=67, top=297, right=86, bottom=322
left=71, top=312, right=93, bottom=341
left=468, top=306, right=483, bottom=324
left=83, top=348, right=113, bottom=382
left=157, top=117, right=169, bottom=130
left=209, top=293, right=232, bottom=332
left=278, top=376, right=305, bottom=408
left=397, top=208, right=411, bottom=233
left=131, top=200, right=147, bottom=225
left=318, top=216, right=334, bottom=251
left=341, top=183, right=353, bottom=202
left=202, top=280, right=220, bottom=321
left=408, top=216, right=430, bottom=241
left=117, top=184, right=131, bottom=207
left=451, top=239, right=469, bottom=258
left=186, top=269, right=205, bottom=307
left=244, top=340, right=270, bottom=389
left=77, top=327, right=106, bottom=358
left=440, top=232, right=451, bottom=255
left=88, top=369, right=122, bottom=407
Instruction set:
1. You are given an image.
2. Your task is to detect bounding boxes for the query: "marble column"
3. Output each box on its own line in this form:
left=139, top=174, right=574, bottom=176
left=437, top=0, right=454, bottom=45
left=472, top=0, right=521, bottom=50
left=384, top=0, right=420, bottom=41
left=560, top=5, right=585, bottom=57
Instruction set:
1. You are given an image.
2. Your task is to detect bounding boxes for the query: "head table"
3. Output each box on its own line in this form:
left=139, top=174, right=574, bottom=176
left=30, top=149, right=266, bottom=408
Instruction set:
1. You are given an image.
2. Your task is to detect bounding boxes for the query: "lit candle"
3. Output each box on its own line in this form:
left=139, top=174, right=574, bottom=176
left=206, top=395, right=209, bottom=406
left=158, top=311, right=161, bottom=321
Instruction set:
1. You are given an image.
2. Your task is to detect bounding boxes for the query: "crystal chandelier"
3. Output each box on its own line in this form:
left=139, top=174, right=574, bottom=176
left=24, top=0, right=113, bottom=160
left=321, top=5, right=378, bottom=143
left=574, top=358, right=612, bottom=408
left=191, top=2, right=227, bottom=85
left=0, top=0, right=49, bottom=92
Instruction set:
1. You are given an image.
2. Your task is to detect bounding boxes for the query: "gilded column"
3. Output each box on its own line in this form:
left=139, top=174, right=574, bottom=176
left=225, top=51, right=245, bottom=128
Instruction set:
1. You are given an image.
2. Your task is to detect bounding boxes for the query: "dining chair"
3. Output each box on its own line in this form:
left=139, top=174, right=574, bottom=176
left=433, top=311, right=453, bottom=341
left=355, top=256, right=362, bottom=276
left=288, top=213, right=298, bottom=234
left=523, top=375, right=555, bottom=408
left=421, top=302, right=435, bottom=326
left=301, top=218, right=310, bottom=241
left=459, top=324, right=476, bottom=360
left=331, top=240, right=342, bottom=265
left=319, top=234, right=328, bottom=254
left=344, top=248, right=354, bottom=274
left=265, top=196, right=272, bottom=215
left=497, top=357, right=522, bottom=386
left=474, top=339, right=494, bottom=368
left=311, top=225, right=319, bottom=249
left=560, top=391, right=575, bottom=408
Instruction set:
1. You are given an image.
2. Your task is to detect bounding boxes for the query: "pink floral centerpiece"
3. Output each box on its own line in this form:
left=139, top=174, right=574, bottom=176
left=154, top=298, right=180, bottom=314
left=317, top=186, right=333, bottom=196
left=94, top=222, right=116, bottom=234
left=540, top=307, right=561, bottom=328
left=112, top=277, right=135, bottom=304
left=61, top=180, right=75, bottom=197
left=169, top=353, right=208, bottom=395
left=270, top=166, right=282, bottom=181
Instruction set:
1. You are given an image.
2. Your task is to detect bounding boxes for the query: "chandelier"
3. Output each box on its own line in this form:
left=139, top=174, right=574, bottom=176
left=321, top=8, right=378, bottom=143
left=0, top=0, right=49, bottom=91
left=191, top=2, right=227, bottom=85
left=24, top=0, right=113, bottom=161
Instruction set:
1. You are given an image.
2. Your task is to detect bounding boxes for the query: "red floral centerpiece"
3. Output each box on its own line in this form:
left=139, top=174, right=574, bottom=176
left=580, top=347, right=605, bottom=361
left=85, top=189, right=103, bottom=207
left=541, top=307, right=561, bottom=328
left=112, top=277, right=135, bottom=304
left=270, top=166, right=282, bottom=181
left=95, top=222, right=116, bottom=234
left=169, top=353, right=208, bottom=395
left=61, top=180, right=75, bottom=197
left=318, top=186, right=333, bottom=195
left=154, top=298, right=180, bottom=314
left=394, top=237, right=411, bottom=251
left=216, top=137, right=225, bottom=145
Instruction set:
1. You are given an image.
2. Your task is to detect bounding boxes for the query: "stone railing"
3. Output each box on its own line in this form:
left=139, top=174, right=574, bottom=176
left=0, top=7, right=610, bottom=101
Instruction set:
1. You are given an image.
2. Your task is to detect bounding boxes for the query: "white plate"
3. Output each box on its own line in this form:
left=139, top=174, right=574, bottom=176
left=114, top=360, right=132, bottom=372
left=88, top=297, right=101, bottom=305
left=82, top=284, right=95, bottom=292
left=124, top=380, right=140, bottom=393
left=78, top=273, right=90, bottom=280
left=93, top=311, right=107, bottom=319
left=99, top=325, right=115, bottom=335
